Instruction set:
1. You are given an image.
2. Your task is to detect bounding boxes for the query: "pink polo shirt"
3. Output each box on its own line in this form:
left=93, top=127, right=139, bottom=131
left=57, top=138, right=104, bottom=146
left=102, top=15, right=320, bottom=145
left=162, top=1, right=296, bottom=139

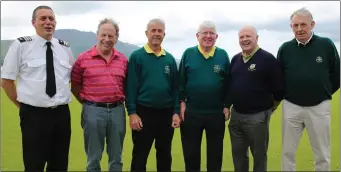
left=71, top=46, right=128, bottom=103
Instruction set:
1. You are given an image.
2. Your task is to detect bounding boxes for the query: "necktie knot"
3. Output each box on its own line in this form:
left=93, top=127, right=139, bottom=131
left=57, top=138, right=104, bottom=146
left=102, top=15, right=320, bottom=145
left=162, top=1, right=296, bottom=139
left=46, top=41, right=52, bottom=48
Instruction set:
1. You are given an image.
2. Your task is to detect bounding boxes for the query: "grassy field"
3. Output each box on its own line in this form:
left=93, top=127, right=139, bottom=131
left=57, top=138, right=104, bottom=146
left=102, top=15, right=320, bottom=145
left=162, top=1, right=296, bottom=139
left=1, top=89, right=340, bottom=171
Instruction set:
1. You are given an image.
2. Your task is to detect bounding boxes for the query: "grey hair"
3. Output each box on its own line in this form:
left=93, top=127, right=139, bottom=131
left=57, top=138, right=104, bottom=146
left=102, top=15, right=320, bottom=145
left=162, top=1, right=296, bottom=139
left=146, top=18, right=165, bottom=31
left=198, top=21, right=217, bottom=33
left=96, top=18, right=119, bottom=38
left=290, top=7, right=314, bottom=21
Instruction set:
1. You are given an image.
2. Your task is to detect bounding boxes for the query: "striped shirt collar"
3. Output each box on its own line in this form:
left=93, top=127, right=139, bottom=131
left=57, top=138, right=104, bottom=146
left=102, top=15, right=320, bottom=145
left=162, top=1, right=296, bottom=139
left=90, top=45, right=117, bottom=58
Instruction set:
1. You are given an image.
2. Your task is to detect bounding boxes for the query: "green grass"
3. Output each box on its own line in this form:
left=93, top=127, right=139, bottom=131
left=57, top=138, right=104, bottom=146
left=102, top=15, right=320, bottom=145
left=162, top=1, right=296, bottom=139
left=1, top=89, right=340, bottom=171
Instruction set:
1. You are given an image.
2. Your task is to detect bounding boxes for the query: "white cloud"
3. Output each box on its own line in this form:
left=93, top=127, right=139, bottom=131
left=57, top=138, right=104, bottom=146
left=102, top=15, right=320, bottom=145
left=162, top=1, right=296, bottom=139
left=1, top=1, right=53, bottom=26
left=1, top=1, right=340, bottom=59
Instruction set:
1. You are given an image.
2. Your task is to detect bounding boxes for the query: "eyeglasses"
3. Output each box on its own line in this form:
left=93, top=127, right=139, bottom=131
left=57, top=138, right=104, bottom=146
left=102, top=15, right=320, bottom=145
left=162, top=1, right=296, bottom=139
left=198, top=32, right=216, bottom=36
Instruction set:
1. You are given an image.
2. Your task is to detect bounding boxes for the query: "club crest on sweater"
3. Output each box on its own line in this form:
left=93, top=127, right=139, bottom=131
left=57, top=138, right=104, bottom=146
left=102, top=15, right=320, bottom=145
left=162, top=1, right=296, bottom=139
left=213, top=65, right=221, bottom=73
left=248, top=64, right=256, bottom=71
left=164, top=65, right=170, bottom=75
left=316, top=56, right=323, bottom=63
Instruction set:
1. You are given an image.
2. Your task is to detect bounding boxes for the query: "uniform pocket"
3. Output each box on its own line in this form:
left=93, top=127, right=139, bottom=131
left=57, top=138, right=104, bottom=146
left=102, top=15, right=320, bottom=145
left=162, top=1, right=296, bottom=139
left=25, top=58, right=46, bottom=81
left=56, top=60, right=72, bottom=83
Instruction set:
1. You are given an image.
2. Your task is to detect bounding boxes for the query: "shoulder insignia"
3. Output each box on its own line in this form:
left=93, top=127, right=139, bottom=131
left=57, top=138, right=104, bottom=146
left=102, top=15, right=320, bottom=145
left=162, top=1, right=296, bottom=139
left=17, top=36, right=33, bottom=43
left=58, top=39, right=70, bottom=47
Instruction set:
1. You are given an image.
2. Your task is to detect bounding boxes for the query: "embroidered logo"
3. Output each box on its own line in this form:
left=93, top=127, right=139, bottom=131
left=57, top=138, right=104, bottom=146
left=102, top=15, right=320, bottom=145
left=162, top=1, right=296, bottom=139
left=213, top=65, right=221, bottom=73
left=164, top=65, right=170, bottom=74
left=316, top=56, right=323, bottom=63
left=248, top=64, right=256, bottom=71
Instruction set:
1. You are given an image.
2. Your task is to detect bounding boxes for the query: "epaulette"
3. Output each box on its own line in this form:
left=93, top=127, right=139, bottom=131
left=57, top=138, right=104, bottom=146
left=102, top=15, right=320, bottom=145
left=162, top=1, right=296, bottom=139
left=17, top=36, right=33, bottom=43
left=58, top=39, right=70, bottom=47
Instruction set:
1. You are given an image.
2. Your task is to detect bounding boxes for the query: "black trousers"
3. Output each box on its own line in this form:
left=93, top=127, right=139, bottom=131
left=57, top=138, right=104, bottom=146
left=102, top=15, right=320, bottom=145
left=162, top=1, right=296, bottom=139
left=130, top=104, right=174, bottom=172
left=180, top=113, right=225, bottom=172
left=19, top=103, right=71, bottom=172
left=228, top=108, right=272, bottom=172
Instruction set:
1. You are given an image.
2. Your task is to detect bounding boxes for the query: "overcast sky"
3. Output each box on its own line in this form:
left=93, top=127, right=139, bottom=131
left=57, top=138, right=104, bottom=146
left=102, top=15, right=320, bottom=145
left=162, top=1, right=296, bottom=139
left=1, top=1, right=340, bottom=59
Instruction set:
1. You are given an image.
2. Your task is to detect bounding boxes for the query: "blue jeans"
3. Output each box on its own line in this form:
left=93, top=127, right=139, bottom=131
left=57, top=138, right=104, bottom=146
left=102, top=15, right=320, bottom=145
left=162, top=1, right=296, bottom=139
left=81, top=102, right=126, bottom=172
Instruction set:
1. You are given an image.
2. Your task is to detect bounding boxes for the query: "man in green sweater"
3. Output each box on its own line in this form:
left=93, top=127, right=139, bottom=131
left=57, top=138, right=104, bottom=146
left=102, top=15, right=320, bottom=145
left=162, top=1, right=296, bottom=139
left=278, top=8, right=340, bottom=172
left=125, top=18, right=181, bottom=172
left=179, top=21, right=231, bottom=172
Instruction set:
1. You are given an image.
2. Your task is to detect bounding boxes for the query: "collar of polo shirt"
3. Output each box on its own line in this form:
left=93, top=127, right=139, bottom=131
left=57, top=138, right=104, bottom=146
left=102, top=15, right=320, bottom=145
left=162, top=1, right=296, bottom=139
left=242, top=45, right=260, bottom=63
left=296, top=32, right=314, bottom=46
left=144, top=43, right=166, bottom=57
left=198, top=45, right=216, bottom=59
left=90, top=45, right=117, bottom=58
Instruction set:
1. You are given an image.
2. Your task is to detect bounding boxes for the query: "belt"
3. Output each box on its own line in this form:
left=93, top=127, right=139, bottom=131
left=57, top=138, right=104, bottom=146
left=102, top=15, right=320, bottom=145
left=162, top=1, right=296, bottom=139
left=83, top=100, right=123, bottom=109
left=20, top=103, right=67, bottom=109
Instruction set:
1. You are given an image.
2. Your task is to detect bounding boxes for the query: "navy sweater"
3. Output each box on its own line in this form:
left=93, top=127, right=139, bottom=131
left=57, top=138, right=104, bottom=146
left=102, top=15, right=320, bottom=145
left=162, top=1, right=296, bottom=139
left=226, top=48, right=284, bottom=114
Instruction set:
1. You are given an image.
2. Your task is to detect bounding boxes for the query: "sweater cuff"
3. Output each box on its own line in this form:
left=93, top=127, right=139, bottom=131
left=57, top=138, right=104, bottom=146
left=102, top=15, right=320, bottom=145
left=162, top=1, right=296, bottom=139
left=224, top=103, right=232, bottom=109
left=127, top=106, right=136, bottom=116
left=173, top=109, right=180, bottom=115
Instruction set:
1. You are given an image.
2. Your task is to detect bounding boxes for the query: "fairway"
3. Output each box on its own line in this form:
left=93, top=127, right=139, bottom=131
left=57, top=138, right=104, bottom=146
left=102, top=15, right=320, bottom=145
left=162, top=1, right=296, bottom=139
left=1, top=89, right=340, bottom=171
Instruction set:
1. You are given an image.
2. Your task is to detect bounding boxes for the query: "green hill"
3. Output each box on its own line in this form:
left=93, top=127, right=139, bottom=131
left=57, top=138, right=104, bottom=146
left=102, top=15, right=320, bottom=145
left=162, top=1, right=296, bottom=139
left=0, top=29, right=140, bottom=65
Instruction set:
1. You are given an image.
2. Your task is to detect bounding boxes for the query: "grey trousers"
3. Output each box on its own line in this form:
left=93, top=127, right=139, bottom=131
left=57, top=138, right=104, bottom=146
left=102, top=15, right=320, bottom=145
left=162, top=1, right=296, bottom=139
left=228, top=108, right=272, bottom=172
left=281, top=99, right=331, bottom=171
left=81, top=102, right=126, bottom=172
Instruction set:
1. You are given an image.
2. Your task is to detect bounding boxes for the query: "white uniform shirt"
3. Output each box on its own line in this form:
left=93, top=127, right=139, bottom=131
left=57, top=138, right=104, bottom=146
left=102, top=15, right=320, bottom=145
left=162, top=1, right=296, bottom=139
left=1, top=34, right=75, bottom=107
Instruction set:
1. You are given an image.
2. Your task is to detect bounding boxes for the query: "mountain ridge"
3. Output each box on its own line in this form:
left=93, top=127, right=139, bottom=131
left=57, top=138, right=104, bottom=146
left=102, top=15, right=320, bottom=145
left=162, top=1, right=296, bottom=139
left=0, top=29, right=141, bottom=65
left=1, top=29, right=181, bottom=67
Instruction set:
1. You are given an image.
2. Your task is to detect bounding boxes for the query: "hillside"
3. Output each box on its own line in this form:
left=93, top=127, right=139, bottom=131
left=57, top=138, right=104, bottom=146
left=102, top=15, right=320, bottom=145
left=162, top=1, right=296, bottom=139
left=0, top=29, right=140, bottom=65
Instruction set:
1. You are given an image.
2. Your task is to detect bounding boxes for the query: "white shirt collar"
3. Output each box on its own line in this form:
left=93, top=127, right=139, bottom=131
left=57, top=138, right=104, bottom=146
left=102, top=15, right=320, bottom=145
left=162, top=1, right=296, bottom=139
left=296, top=32, right=314, bottom=46
left=33, top=34, right=57, bottom=48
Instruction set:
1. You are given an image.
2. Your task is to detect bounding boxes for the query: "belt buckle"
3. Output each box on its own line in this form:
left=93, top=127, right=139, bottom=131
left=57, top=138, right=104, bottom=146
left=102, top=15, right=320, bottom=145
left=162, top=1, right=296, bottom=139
left=51, top=105, right=58, bottom=109
left=106, top=103, right=111, bottom=108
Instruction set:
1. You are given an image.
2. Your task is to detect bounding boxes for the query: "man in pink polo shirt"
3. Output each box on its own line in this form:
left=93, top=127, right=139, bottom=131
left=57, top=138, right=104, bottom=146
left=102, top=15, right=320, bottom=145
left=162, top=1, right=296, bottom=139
left=71, top=18, right=128, bottom=172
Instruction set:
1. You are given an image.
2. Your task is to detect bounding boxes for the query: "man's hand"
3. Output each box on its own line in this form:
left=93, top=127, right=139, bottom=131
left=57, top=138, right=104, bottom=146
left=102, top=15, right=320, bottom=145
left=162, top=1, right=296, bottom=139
left=223, top=107, right=230, bottom=121
left=15, top=102, right=20, bottom=108
left=129, top=113, right=143, bottom=131
left=1, top=79, right=20, bottom=108
left=71, top=83, right=83, bottom=104
left=180, top=102, right=186, bottom=121
left=172, top=114, right=181, bottom=128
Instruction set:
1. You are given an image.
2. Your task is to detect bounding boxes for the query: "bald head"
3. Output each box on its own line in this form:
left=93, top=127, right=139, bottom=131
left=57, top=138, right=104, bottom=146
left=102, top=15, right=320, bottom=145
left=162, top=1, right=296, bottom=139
left=239, top=25, right=258, bottom=36
left=238, top=25, right=259, bottom=54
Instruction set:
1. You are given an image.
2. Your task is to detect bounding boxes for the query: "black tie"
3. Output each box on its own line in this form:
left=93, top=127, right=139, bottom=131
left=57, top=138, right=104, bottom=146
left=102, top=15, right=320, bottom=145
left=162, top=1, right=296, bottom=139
left=46, top=41, right=56, bottom=98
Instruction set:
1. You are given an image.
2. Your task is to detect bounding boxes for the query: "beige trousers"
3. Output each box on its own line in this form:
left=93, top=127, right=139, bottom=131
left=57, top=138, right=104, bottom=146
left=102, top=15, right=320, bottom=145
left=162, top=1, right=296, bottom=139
left=281, top=99, right=331, bottom=171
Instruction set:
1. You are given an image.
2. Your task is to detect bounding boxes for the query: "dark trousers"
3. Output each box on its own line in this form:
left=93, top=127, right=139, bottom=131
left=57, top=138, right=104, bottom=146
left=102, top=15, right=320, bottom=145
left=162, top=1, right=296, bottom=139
left=130, top=104, right=174, bottom=172
left=19, top=103, right=71, bottom=172
left=180, top=113, right=225, bottom=172
left=228, top=108, right=272, bottom=172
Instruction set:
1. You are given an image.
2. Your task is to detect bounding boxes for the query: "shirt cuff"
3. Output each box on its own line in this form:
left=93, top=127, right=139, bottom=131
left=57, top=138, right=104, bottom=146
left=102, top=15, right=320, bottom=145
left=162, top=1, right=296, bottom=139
left=1, top=73, right=17, bottom=80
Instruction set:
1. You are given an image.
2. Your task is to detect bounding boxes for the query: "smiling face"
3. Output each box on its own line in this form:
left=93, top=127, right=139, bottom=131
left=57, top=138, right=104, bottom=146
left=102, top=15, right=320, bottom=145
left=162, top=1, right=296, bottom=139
left=145, top=21, right=165, bottom=47
left=96, top=23, right=117, bottom=54
left=238, top=26, right=258, bottom=53
left=196, top=26, right=218, bottom=49
left=31, top=8, right=56, bottom=40
left=290, top=14, right=315, bottom=43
